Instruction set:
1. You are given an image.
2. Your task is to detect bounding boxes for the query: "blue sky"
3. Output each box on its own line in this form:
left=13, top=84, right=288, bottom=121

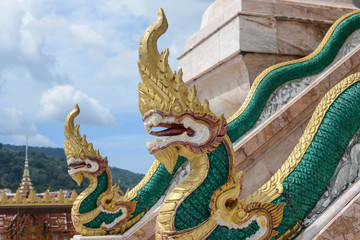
left=0, top=0, right=214, bottom=173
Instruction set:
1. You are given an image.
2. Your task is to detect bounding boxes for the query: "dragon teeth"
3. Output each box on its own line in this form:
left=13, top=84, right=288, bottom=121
left=146, top=138, right=165, bottom=151
left=143, top=114, right=176, bottom=132
left=146, top=141, right=157, bottom=150
left=144, top=113, right=164, bottom=132
left=67, top=157, right=82, bottom=165
left=183, top=119, right=191, bottom=128
left=164, top=117, right=175, bottom=123
left=151, top=113, right=162, bottom=126
left=144, top=123, right=151, bottom=132
left=155, top=137, right=165, bottom=145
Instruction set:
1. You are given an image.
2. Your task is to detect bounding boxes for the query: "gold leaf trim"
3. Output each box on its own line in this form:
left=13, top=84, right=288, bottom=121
left=157, top=219, right=218, bottom=240
left=156, top=153, right=209, bottom=233
left=110, top=212, right=146, bottom=235
left=223, top=135, right=236, bottom=179
left=71, top=171, right=107, bottom=236
left=277, top=222, right=302, bottom=240
left=156, top=136, right=235, bottom=238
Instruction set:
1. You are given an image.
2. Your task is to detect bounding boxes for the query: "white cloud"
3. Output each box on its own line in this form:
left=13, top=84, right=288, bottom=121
left=0, top=108, right=36, bottom=135
left=0, top=1, right=24, bottom=52
left=12, top=133, right=54, bottom=147
left=96, top=1, right=145, bottom=17
left=96, top=0, right=212, bottom=21
left=38, top=85, right=116, bottom=126
left=70, top=24, right=106, bottom=48
left=0, top=107, right=54, bottom=147
left=0, top=0, right=214, bottom=171
left=93, top=0, right=213, bottom=72
left=93, top=49, right=138, bottom=83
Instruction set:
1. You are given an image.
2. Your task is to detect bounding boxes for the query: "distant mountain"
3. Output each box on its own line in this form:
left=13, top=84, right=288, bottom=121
left=2, top=144, right=66, bottom=159
left=0, top=143, right=144, bottom=193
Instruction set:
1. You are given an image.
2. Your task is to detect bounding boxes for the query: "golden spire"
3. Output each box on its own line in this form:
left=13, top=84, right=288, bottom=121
left=18, top=134, right=33, bottom=198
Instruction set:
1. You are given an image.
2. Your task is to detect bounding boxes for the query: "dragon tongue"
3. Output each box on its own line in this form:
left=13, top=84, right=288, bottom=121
left=149, top=123, right=195, bottom=137
left=150, top=126, right=186, bottom=137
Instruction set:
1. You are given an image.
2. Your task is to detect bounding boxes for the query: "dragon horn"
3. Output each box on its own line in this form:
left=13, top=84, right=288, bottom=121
left=137, top=9, right=215, bottom=116
left=138, top=8, right=168, bottom=74
left=64, top=103, right=80, bottom=142
left=64, top=104, right=104, bottom=160
left=138, top=8, right=173, bottom=115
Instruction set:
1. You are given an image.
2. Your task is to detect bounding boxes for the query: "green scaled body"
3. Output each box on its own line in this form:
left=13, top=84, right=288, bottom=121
left=209, top=80, right=360, bottom=239
left=80, top=157, right=187, bottom=229
left=171, top=10, right=360, bottom=239
left=227, top=12, right=360, bottom=143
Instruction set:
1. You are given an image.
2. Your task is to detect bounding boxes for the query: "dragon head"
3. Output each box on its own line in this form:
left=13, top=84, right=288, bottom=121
left=64, top=104, right=108, bottom=185
left=138, top=9, right=227, bottom=174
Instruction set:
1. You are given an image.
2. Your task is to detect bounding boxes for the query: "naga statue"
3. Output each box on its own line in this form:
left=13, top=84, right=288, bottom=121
left=65, top=8, right=360, bottom=239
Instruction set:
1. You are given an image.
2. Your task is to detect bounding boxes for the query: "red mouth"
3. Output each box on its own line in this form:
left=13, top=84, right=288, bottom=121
left=149, top=123, right=195, bottom=137
left=68, top=162, right=87, bottom=170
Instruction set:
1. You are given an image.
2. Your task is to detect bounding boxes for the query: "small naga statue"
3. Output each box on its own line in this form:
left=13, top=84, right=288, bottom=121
left=65, top=6, right=360, bottom=240
left=64, top=104, right=138, bottom=235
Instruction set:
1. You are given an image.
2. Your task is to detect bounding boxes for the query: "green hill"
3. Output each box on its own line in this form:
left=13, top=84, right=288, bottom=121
left=2, top=143, right=66, bottom=159
left=0, top=143, right=144, bottom=193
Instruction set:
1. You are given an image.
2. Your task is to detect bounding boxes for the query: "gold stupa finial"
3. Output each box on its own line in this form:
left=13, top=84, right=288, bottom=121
left=18, top=134, right=33, bottom=197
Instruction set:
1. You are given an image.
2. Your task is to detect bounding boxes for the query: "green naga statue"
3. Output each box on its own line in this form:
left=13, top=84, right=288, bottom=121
left=64, top=8, right=360, bottom=239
